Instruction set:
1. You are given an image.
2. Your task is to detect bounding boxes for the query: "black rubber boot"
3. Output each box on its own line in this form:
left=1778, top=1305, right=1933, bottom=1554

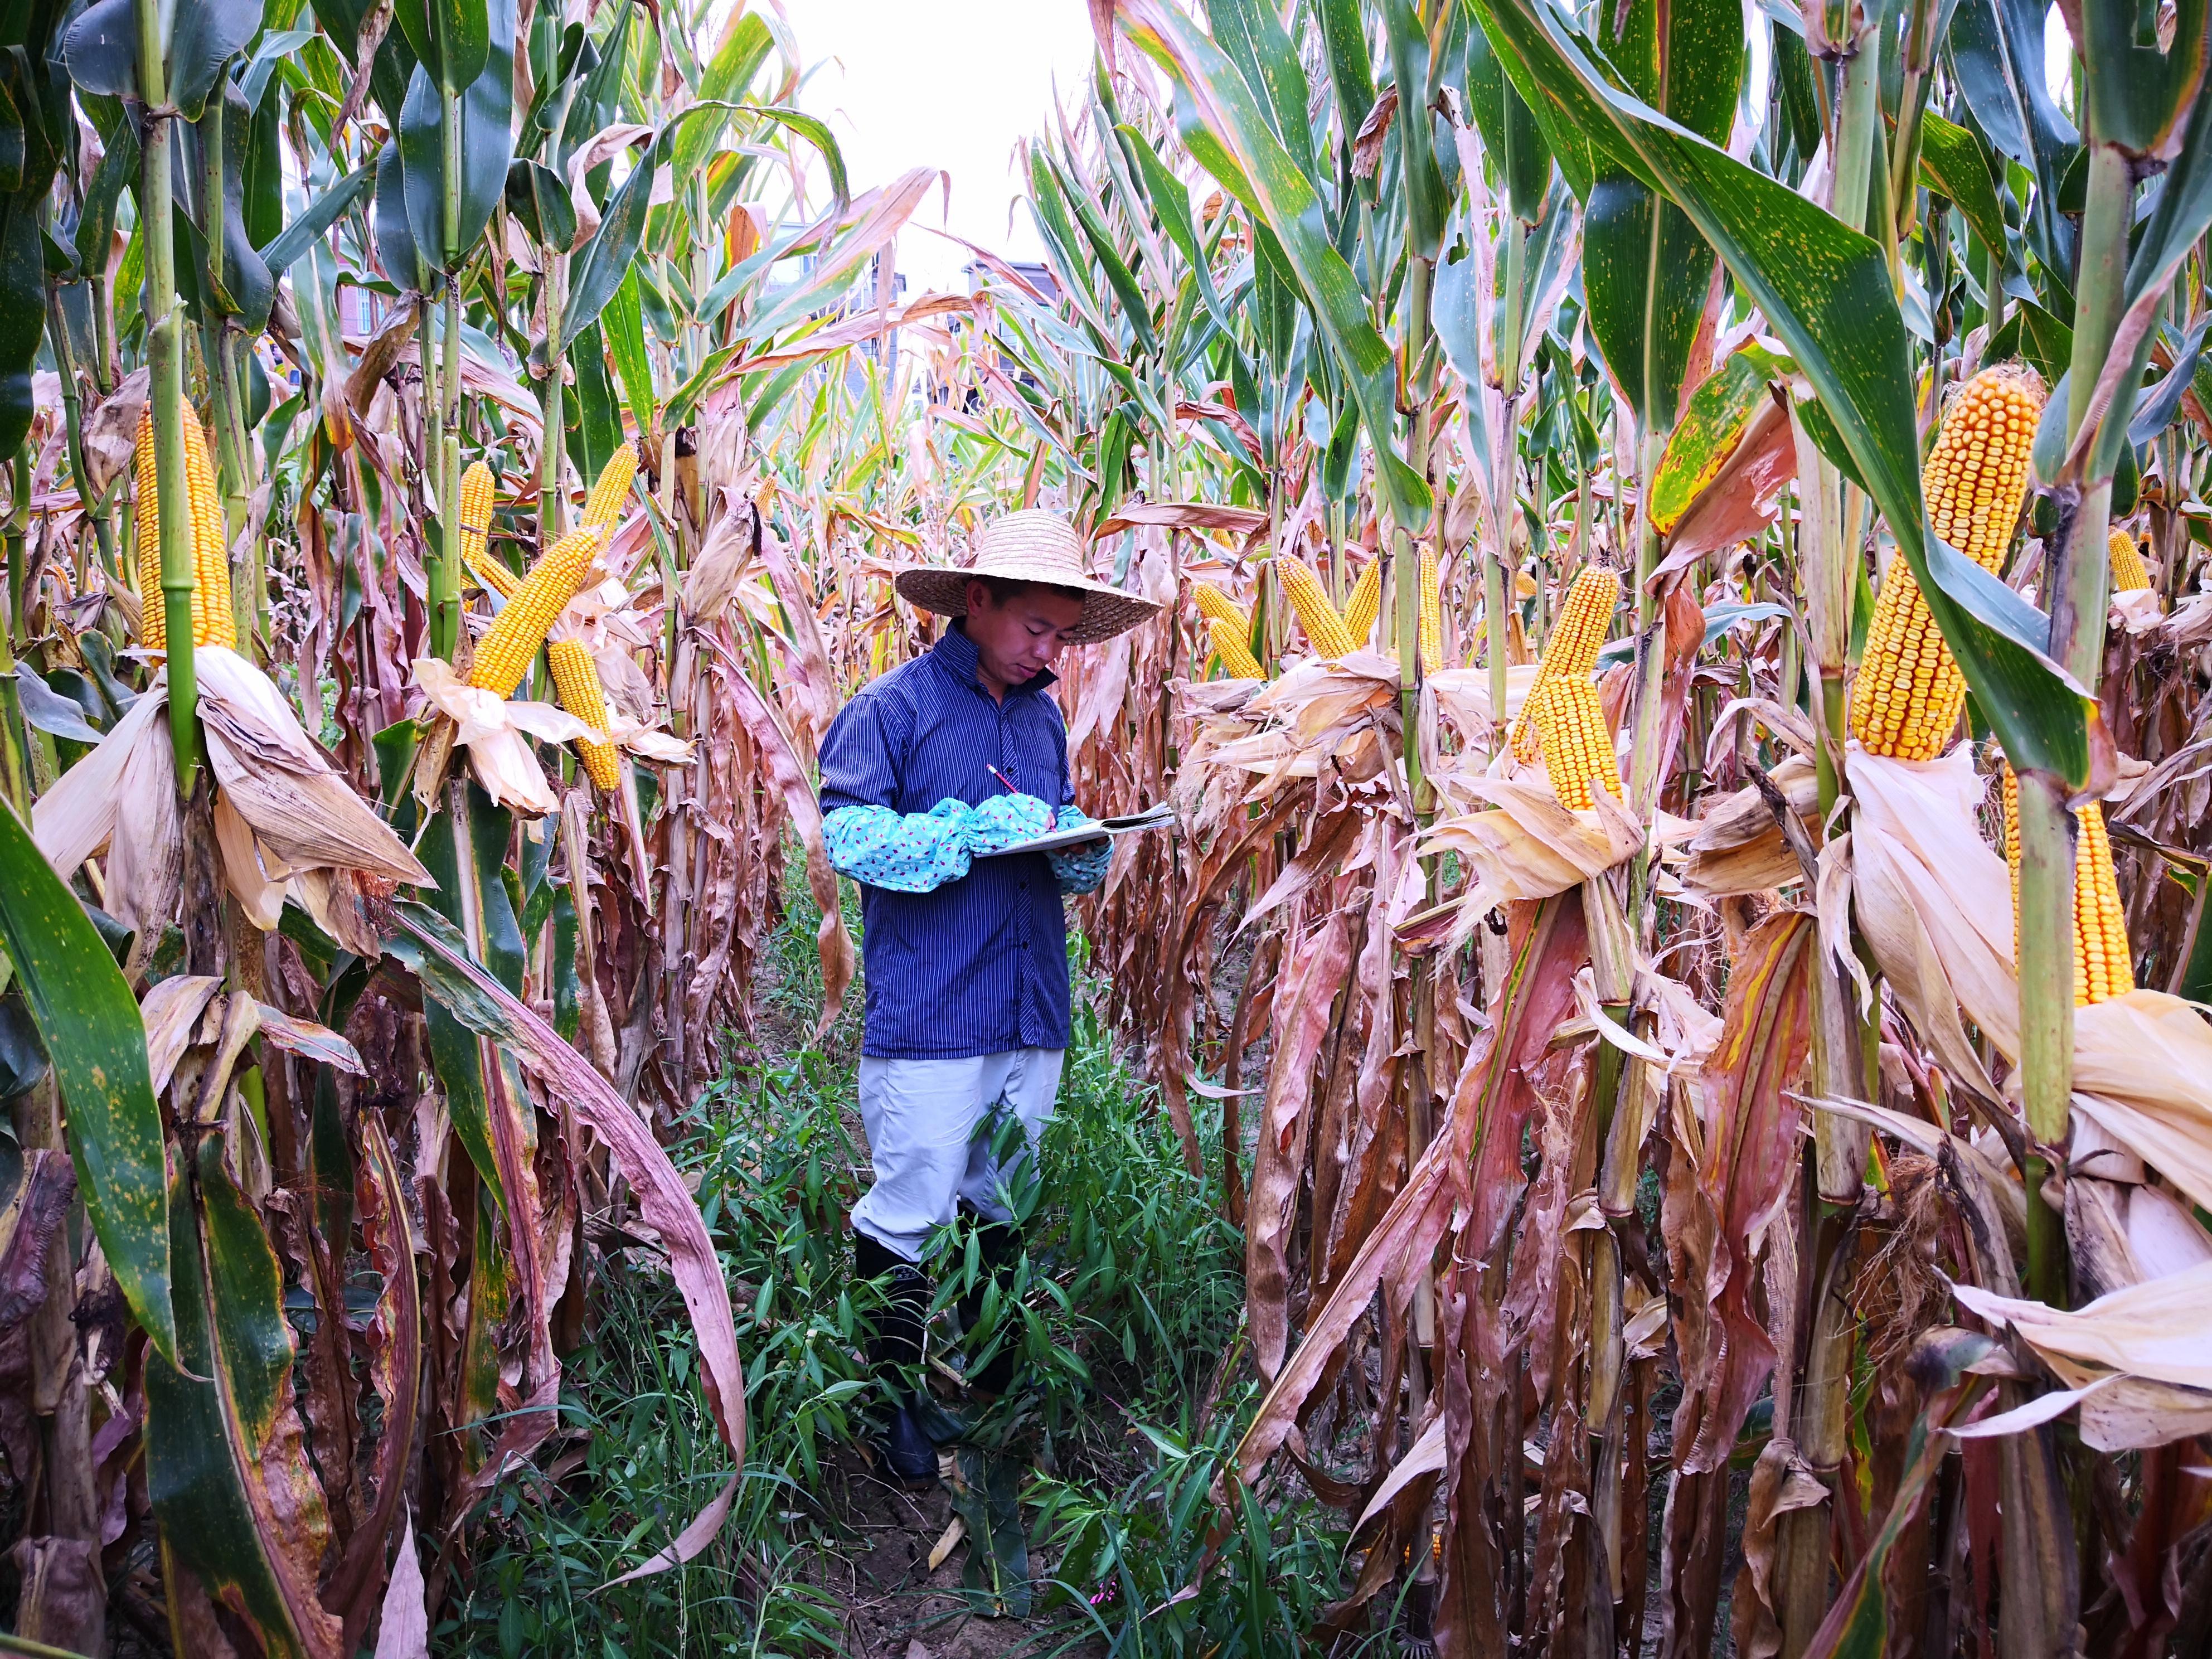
left=852, top=1230, right=938, bottom=1487
left=953, top=1210, right=1025, bottom=1398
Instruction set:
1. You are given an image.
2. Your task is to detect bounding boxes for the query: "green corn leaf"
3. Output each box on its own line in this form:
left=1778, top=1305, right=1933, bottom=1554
left=0, top=799, right=173, bottom=1362
left=667, top=14, right=773, bottom=187
left=147, top=1139, right=342, bottom=1657
left=72, top=109, right=135, bottom=279
left=396, top=0, right=512, bottom=271
left=260, top=152, right=379, bottom=275
left=1052, top=152, right=1158, bottom=358
left=1469, top=0, right=2103, bottom=785
left=1382, top=0, right=1449, bottom=260
left=1118, top=0, right=1430, bottom=528
left=603, top=266, right=657, bottom=436
left=1917, top=111, right=2007, bottom=266
left=1118, top=123, right=1231, bottom=329
left=392, top=0, right=491, bottom=98
left=562, top=130, right=657, bottom=350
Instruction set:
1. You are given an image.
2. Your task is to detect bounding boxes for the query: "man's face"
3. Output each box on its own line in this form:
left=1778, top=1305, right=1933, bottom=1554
left=963, top=580, right=1086, bottom=690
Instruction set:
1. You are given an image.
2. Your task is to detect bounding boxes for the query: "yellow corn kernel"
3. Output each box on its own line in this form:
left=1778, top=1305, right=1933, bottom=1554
left=1342, top=557, right=1381, bottom=649
left=457, top=461, right=514, bottom=596
left=1511, top=566, right=1617, bottom=762
left=1274, top=557, right=1357, bottom=659
left=2003, top=764, right=2135, bottom=1006
left=581, top=443, right=638, bottom=535
left=1417, top=548, right=1443, bottom=675
left=1850, top=364, right=2045, bottom=759
left=1535, top=676, right=1621, bottom=811
left=547, top=639, right=622, bottom=790
left=182, top=412, right=233, bottom=649
left=1210, top=616, right=1264, bottom=679
left=468, top=528, right=603, bottom=696
left=133, top=406, right=164, bottom=653
left=1192, top=583, right=1250, bottom=634
left=2108, top=526, right=2151, bottom=593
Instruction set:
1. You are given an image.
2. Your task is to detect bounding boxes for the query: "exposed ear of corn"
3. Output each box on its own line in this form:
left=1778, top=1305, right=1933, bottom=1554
left=2108, top=526, right=2151, bottom=593
left=1849, top=364, right=2044, bottom=759
left=133, top=406, right=163, bottom=653
left=1274, top=557, right=1357, bottom=658
left=547, top=639, right=623, bottom=789
left=459, top=461, right=515, bottom=597
left=468, top=528, right=603, bottom=696
left=581, top=443, right=639, bottom=535
left=1535, top=675, right=1620, bottom=810
left=1192, top=583, right=1250, bottom=634
left=1511, top=565, right=1617, bottom=762
left=1209, top=616, right=1264, bottom=679
left=182, top=411, right=234, bottom=649
left=1342, top=556, right=1381, bottom=649
left=1417, top=548, right=1443, bottom=674
left=130, top=406, right=235, bottom=650
left=2002, top=763, right=2135, bottom=1005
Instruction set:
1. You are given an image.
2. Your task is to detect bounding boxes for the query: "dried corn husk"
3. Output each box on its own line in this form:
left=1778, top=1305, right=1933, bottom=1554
left=1951, top=1263, right=2212, bottom=1451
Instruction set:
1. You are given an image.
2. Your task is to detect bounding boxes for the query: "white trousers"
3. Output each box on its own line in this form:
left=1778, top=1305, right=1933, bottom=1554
left=850, top=1048, right=1065, bottom=1262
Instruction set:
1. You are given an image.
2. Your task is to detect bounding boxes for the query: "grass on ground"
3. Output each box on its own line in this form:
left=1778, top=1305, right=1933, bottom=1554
left=439, top=886, right=1370, bottom=1656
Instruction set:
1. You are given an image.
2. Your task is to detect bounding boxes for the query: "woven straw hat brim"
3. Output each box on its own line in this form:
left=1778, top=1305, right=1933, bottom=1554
left=892, top=511, right=1161, bottom=646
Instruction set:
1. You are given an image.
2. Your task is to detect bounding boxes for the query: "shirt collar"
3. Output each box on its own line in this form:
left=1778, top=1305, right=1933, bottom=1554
left=934, top=620, right=1058, bottom=697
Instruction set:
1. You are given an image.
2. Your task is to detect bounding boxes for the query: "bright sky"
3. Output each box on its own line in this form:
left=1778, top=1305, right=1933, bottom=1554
left=784, top=1, right=1104, bottom=298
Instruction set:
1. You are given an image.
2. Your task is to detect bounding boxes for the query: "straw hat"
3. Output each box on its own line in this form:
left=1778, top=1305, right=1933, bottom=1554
left=894, top=511, right=1161, bottom=646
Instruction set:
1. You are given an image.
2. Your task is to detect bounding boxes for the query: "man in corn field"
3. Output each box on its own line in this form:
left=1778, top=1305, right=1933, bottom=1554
left=818, top=510, right=1160, bottom=1487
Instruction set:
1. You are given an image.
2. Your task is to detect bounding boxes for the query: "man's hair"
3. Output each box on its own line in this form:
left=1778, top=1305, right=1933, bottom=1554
left=967, top=574, right=1083, bottom=609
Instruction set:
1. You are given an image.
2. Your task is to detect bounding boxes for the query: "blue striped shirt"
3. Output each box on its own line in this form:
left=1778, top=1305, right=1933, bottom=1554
left=818, top=624, right=1076, bottom=1059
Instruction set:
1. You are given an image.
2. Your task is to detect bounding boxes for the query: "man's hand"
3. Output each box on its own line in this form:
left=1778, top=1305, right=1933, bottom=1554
left=961, top=793, right=1054, bottom=854
left=1047, top=808, right=1113, bottom=894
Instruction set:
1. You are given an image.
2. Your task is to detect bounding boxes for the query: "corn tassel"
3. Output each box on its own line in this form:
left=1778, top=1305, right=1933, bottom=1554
left=1535, top=676, right=1621, bottom=810
left=1417, top=549, right=1443, bottom=674
left=1342, top=557, right=1381, bottom=649
left=2003, top=763, right=2133, bottom=1005
left=468, top=528, right=602, bottom=696
left=1210, top=617, right=1264, bottom=679
left=458, top=461, right=515, bottom=597
left=182, top=412, right=234, bottom=649
left=1849, top=364, right=2044, bottom=759
left=1275, top=557, right=1357, bottom=658
left=581, top=443, right=638, bottom=535
left=2108, top=526, right=2151, bottom=593
left=1511, top=566, right=1617, bottom=761
left=548, top=639, right=623, bottom=789
left=133, top=406, right=163, bottom=653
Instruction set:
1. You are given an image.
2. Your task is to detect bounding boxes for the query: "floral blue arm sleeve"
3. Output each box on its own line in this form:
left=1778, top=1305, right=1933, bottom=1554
left=1047, top=808, right=1113, bottom=895
left=822, top=801, right=973, bottom=894
left=822, top=795, right=1058, bottom=893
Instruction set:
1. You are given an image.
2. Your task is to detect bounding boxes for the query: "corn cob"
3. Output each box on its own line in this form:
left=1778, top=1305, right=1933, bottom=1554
left=468, top=528, right=603, bottom=696
left=1417, top=548, right=1443, bottom=674
left=1849, top=364, right=2044, bottom=759
left=2108, top=526, right=2151, bottom=593
left=1192, top=583, right=1250, bottom=634
left=182, top=411, right=234, bottom=649
left=133, top=406, right=163, bottom=653
left=1536, top=675, right=1621, bottom=811
left=547, top=639, right=623, bottom=789
left=1274, top=557, right=1357, bottom=658
left=581, top=443, right=638, bottom=535
left=2002, top=764, right=2134, bottom=1005
left=457, top=460, right=515, bottom=596
left=1342, top=556, right=1381, bottom=649
left=1511, top=566, right=1618, bottom=762
left=1210, top=616, right=1264, bottom=679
